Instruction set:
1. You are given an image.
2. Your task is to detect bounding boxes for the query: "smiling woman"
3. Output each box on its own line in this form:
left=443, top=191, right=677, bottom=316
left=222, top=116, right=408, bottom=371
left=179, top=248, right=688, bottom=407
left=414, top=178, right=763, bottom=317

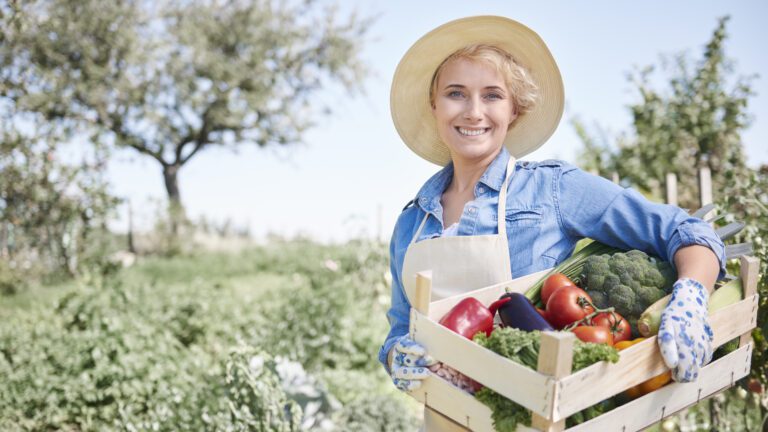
left=380, top=15, right=725, bottom=432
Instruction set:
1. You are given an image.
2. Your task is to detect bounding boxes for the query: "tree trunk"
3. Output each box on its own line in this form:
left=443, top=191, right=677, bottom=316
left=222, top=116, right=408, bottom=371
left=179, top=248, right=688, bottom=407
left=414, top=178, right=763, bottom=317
left=162, top=164, right=184, bottom=236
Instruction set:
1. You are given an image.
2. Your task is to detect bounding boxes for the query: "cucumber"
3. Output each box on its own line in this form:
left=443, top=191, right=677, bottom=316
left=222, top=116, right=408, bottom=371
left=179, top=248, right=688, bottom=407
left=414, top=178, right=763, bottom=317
left=636, top=278, right=743, bottom=337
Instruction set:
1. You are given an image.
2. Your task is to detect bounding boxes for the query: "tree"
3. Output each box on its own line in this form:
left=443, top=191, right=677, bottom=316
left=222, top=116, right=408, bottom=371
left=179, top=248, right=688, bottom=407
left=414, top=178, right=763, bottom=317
left=575, top=16, right=754, bottom=209
left=0, top=123, right=119, bottom=280
left=0, top=0, right=371, bottom=233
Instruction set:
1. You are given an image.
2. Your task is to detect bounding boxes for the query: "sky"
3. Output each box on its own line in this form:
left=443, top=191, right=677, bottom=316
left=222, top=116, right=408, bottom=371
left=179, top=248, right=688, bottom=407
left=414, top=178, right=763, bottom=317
left=105, top=1, right=768, bottom=243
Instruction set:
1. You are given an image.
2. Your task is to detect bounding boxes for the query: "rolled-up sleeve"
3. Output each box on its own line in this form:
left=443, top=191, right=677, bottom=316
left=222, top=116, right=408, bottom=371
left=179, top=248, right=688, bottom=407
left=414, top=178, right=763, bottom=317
left=378, top=221, right=412, bottom=373
left=556, top=165, right=726, bottom=279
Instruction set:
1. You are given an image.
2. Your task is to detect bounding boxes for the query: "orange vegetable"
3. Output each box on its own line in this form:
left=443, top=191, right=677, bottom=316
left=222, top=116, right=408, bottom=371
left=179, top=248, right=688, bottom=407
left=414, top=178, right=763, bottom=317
left=615, top=338, right=671, bottom=399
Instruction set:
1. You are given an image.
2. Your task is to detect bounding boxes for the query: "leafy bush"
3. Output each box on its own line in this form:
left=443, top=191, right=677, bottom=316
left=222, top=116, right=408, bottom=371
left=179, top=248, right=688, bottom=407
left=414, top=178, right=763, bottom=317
left=0, top=240, right=418, bottom=431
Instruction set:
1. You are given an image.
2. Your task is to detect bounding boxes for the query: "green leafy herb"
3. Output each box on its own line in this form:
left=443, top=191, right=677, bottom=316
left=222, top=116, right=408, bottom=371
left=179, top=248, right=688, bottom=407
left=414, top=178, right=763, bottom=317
left=473, top=329, right=619, bottom=431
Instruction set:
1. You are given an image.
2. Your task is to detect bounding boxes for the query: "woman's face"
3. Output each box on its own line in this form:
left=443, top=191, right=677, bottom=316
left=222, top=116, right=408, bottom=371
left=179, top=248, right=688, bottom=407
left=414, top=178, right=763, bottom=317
left=431, top=58, right=517, bottom=165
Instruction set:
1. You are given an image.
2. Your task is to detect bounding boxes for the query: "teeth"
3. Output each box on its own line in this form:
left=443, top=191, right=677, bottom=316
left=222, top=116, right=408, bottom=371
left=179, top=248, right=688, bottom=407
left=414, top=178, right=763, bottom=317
left=458, top=127, right=488, bottom=136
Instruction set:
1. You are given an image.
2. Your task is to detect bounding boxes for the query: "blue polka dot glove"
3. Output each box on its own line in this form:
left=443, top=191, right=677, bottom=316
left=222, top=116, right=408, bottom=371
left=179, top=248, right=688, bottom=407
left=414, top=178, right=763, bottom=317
left=658, top=278, right=714, bottom=383
left=389, top=336, right=436, bottom=392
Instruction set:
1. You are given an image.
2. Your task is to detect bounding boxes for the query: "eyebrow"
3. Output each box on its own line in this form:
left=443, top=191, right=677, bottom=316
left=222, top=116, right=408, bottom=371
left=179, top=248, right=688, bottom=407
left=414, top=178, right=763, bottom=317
left=443, top=84, right=506, bottom=93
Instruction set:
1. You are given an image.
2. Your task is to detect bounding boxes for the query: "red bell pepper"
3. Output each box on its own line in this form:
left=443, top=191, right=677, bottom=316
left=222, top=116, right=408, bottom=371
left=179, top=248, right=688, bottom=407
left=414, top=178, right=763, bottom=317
left=438, top=297, right=494, bottom=339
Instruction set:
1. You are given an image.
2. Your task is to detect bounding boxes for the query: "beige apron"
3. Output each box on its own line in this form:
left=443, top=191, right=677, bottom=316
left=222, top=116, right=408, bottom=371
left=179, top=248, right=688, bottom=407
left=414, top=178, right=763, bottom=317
left=402, top=157, right=516, bottom=431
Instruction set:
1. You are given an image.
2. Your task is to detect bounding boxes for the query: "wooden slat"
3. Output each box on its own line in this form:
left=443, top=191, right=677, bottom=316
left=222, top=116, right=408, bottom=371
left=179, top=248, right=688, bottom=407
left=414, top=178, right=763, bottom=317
left=410, top=309, right=554, bottom=418
left=555, top=294, right=758, bottom=420
left=408, top=370, right=496, bottom=432
left=739, top=256, right=760, bottom=347
left=427, top=269, right=550, bottom=321
left=564, top=343, right=753, bottom=432
left=531, top=332, right=576, bottom=431
left=414, top=271, right=432, bottom=315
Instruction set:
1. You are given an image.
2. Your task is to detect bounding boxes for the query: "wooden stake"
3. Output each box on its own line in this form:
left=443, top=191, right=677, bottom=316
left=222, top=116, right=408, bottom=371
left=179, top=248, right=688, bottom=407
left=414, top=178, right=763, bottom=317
left=666, top=172, right=678, bottom=206
left=530, top=332, right=576, bottom=431
left=698, top=167, right=713, bottom=221
left=739, top=256, right=760, bottom=347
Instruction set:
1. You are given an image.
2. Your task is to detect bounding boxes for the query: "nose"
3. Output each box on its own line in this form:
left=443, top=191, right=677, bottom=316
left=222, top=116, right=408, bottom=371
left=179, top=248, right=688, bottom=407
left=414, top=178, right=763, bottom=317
left=463, top=96, right=483, bottom=122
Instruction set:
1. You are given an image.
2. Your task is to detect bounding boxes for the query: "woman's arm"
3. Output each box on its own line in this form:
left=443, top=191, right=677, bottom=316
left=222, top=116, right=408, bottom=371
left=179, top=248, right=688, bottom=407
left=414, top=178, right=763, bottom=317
left=673, top=244, right=720, bottom=293
left=556, top=165, right=726, bottom=278
left=378, top=218, right=413, bottom=373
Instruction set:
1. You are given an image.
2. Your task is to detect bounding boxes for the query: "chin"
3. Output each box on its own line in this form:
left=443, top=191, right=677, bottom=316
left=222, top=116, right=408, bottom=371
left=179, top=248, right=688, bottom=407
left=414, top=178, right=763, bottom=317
left=449, top=144, right=502, bottom=162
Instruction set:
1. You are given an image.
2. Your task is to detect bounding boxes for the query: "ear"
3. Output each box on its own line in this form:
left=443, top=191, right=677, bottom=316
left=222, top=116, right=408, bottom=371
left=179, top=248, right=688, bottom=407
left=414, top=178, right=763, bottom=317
left=508, top=108, right=518, bottom=126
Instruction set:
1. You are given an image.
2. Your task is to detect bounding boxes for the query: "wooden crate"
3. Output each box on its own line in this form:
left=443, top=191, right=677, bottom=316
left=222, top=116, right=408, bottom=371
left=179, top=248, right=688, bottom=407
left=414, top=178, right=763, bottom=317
left=406, top=256, right=760, bottom=432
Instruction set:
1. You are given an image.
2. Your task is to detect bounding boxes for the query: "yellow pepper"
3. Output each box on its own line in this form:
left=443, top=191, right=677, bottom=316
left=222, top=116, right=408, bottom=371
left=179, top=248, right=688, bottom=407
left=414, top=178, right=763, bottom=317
left=615, top=338, right=672, bottom=399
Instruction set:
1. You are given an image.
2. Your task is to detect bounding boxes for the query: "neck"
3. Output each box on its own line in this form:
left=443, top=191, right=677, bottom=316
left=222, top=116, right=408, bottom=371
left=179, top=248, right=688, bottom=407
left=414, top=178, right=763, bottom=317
left=448, top=149, right=501, bottom=195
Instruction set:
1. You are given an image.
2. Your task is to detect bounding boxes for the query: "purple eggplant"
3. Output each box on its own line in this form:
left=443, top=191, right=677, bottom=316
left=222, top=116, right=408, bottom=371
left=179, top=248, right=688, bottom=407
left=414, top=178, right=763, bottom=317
left=488, top=292, right=553, bottom=332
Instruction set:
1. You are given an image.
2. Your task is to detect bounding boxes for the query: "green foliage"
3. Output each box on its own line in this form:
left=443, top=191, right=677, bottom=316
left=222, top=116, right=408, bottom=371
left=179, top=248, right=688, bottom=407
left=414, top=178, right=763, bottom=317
left=224, top=346, right=303, bottom=431
left=0, top=259, right=25, bottom=295
left=334, top=394, right=420, bottom=432
left=720, top=168, right=768, bottom=390
left=0, top=124, right=120, bottom=282
left=473, top=328, right=619, bottom=431
left=0, top=240, right=417, bottom=431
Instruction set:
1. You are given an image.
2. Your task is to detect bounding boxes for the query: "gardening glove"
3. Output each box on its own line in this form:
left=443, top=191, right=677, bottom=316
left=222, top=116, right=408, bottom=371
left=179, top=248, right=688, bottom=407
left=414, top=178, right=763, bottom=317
left=389, top=335, right=437, bottom=392
left=657, top=278, right=714, bottom=383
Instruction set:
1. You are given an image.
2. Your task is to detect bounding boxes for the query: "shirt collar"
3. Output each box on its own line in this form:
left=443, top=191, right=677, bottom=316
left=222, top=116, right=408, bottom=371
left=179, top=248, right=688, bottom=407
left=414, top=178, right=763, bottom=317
left=414, top=148, right=511, bottom=213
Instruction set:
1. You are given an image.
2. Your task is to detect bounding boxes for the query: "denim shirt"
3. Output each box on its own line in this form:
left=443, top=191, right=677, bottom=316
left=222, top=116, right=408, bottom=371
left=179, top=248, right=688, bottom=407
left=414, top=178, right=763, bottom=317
left=378, top=147, right=726, bottom=372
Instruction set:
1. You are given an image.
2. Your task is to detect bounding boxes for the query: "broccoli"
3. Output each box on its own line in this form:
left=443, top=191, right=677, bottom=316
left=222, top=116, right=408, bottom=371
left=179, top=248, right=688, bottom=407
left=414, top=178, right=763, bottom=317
left=580, top=250, right=677, bottom=335
left=607, top=284, right=635, bottom=314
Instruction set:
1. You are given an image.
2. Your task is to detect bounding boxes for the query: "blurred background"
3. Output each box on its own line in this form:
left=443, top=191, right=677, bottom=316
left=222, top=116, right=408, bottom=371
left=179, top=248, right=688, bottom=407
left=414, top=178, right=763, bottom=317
left=1, top=1, right=767, bottom=431
left=104, top=0, right=768, bottom=244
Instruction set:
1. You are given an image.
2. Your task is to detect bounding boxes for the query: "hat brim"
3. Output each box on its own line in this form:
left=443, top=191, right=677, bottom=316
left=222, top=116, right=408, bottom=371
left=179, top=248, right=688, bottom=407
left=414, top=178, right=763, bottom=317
left=390, top=16, right=565, bottom=166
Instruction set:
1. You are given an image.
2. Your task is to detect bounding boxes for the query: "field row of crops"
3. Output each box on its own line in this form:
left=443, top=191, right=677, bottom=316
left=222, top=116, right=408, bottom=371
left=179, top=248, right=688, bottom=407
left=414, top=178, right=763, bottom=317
left=0, top=240, right=419, bottom=431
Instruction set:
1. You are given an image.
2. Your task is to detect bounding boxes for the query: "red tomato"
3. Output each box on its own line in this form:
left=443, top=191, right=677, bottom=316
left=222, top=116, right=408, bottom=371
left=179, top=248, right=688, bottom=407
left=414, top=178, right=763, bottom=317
left=545, top=286, right=594, bottom=329
left=541, top=273, right=577, bottom=304
left=590, top=312, right=632, bottom=343
left=572, top=325, right=614, bottom=346
left=747, top=378, right=764, bottom=394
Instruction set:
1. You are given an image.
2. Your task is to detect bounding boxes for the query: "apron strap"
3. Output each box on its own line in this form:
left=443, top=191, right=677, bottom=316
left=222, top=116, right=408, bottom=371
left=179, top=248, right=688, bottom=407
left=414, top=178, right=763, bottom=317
left=411, top=211, right=430, bottom=244
left=497, top=156, right=517, bottom=238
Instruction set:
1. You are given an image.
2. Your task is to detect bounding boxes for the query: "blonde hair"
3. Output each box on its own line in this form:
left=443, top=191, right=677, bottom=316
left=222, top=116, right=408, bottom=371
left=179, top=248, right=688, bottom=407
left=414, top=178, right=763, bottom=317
left=429, top=44, right=539, bottom=118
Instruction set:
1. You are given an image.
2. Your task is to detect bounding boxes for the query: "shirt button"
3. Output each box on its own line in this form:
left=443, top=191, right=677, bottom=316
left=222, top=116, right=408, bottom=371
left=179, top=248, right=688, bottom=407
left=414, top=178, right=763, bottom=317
left=478, top=187, right=485, bottom=194
left=420, top=198, right=427, bottom=204
left=468, top=207, right=476, bottom=214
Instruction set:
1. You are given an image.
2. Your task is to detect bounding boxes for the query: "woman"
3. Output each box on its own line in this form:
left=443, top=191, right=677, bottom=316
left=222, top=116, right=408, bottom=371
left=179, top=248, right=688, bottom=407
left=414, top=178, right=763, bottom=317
left=379, top=16, right=724, bottom=430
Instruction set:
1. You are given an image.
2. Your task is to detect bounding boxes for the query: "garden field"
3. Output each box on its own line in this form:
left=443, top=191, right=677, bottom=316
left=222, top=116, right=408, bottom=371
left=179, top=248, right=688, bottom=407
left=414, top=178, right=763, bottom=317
left=0, top=239, right=763, bottom=431
left=0, top=240, right=420, bottom=431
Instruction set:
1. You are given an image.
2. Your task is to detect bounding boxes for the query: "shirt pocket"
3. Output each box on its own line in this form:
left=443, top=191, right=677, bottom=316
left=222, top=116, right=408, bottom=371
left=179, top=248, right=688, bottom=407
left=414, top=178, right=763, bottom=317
left=497, top=207, right=543, bottom=271
left=504, top=208, right=542, bottom=227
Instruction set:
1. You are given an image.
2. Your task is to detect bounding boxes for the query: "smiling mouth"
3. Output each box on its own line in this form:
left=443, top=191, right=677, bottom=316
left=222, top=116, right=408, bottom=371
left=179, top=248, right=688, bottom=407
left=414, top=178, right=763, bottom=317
left=456, top=127, right=490, bottom=136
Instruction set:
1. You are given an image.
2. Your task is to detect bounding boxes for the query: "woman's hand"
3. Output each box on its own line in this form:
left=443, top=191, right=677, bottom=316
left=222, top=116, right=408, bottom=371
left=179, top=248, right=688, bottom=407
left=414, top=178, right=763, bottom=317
left=389, top=336, right=436, bottom=392
left=657, top=278, right=714, bottom=382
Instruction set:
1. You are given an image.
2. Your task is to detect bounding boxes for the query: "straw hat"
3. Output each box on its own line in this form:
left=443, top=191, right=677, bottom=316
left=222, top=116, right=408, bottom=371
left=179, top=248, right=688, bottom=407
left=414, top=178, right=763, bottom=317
left=390, top=16, right=564, bottom=166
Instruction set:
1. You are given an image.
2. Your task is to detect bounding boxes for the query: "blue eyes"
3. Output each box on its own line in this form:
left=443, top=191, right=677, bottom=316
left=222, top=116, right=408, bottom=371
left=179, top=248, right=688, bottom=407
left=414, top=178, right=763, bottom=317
left=447, top=91, right=503, bottom=100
